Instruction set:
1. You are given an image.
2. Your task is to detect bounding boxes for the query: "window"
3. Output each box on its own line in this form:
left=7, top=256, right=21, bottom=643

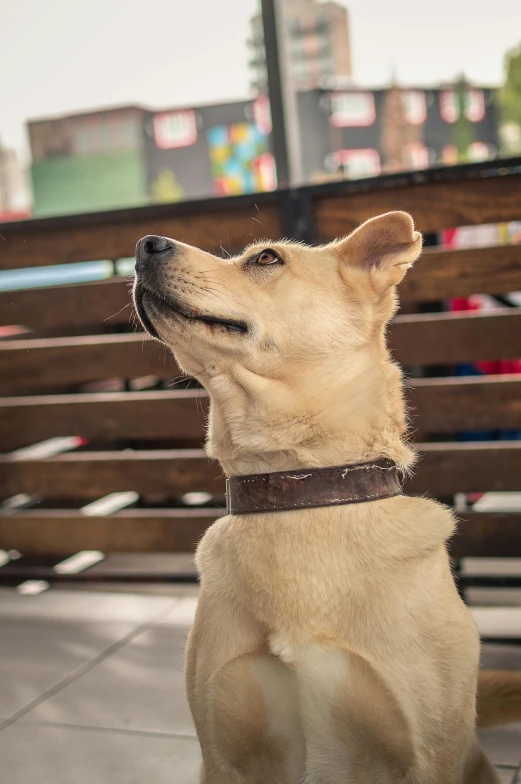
left=330, top=92, right=375, bottom=127
left=256, top=151, right=277, bottom=191
left=468, top=142, right=492, bottom=162
left=440, top=89, right=485, bottom=123
left=153, top=110, right=198, bottom=149
left=327, top=148, right=381, bottom=178
left=442, top=145, right=459, bottom=164
left=253, top=95, right=272, bottom=135
left=403, top=143, right=430, bottom=170
left=465, top=90, right=485, bottom=122
left=403, top=91, right=426, bottom=125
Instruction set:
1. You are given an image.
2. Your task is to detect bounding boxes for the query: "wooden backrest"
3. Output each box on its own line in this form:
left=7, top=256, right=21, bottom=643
left=1, top=161, right=520, bottom=566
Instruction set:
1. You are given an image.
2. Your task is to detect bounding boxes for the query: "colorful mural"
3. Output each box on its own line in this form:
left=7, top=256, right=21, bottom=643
left=206, top=122, right=276, bottom=196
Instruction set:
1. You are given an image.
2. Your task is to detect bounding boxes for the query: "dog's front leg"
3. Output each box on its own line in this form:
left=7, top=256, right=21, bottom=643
left=186, top=589, right=305, bottom=784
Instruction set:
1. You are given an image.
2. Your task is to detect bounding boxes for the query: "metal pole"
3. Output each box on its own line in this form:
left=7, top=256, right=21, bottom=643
left=260, top=0, right=302, bottom=187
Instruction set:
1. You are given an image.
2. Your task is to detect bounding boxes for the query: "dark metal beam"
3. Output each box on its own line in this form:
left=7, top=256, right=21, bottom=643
left=260, top=0, right=291, bottom=189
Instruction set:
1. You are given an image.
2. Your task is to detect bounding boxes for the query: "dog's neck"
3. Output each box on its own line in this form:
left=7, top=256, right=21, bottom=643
left=203, top=348, right=414, bottom=478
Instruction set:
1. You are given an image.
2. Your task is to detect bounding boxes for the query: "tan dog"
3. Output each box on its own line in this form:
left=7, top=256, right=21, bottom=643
left=134, top=212, right=521, bottom=783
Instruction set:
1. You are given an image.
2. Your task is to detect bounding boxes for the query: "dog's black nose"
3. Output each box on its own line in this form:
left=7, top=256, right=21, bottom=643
left=136, top=235, right=175, bottom=260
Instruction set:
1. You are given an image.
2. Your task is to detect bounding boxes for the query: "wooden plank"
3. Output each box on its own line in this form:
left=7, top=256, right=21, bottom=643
left=400, top=245, right=521, bottom=304
left=390, top=309, right=521, bottom=367
left=0, top=449, right=225, bottom=499
left=2, top=309, right=521, bottom=393
left=406, top=443, right=521, bottom=496
left=0, top=509, right=517, bottom=558
left=2, top=377, right=521, bottom=452
left=313, top=172, right=521, bottom=237
left=408, top=376, right=521, bottom=433
left=0, top=333, right=179, bottom=393
left=2, top=244, right=520, bottom=333
left=0, top=198, right=283, bottom=270
left=1, top=443, right=520, bottom=500
left=0, top=508, right=223, bottom=555
left=0, top=279, right=132, bottom=330
left=0, top=390, right=208, bottom=451
left=449, top=513, right=521, bottom=559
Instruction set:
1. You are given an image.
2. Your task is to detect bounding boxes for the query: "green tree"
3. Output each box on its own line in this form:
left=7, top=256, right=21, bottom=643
left=452, top=75, right=475, bottom=162
left=499, top=43, right=521, bottom=154
left=500, top=42, right=521, bottom=126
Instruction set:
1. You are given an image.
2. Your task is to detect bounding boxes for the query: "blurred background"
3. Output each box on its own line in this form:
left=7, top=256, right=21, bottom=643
left=2, top=0, right=521, bottom=223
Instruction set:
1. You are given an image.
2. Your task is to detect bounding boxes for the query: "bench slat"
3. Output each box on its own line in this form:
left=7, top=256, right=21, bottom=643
left=0, top=279, right=132, bottom=329
left=450, top=513, right=521, bottom=559
left=390, top=309, right=521, bottom=367
left=0, top=449, right=223, bottom=499
left=0, top=201, right=283, bottom=271
left=401, top=245, right=521, bottom=303
left=2, top=244, right=521, bottom=332
left=0, top=508, right=518, bottom=557
left=0, top=390, right=208, bottom=451
left=408, top=375, right=521, bottom=433
left=0, top=508, right=222, bottom=556
left=406, top=443, right=521, bottom=496
left=1, top=444, right=520, bottom=499
left=0, top=333, right=179, bottom=393
left=314, top=173, right=521, bottom=237
left=2, top=310, right=520, bottom=393
left=2, top=377, right=521, bottom=451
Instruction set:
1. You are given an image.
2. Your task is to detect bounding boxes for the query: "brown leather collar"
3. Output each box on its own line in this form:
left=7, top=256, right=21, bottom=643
left=226, top=458, right=402, bottom=515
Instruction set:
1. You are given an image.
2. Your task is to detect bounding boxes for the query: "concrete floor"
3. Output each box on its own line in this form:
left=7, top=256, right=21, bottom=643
left=1, top=586, right=521, bottom=784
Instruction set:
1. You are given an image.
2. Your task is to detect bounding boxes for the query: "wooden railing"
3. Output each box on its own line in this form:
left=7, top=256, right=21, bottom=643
left=1, top=158, right=521, bottom=582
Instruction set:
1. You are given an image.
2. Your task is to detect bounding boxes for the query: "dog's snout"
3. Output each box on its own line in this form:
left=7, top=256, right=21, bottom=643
left=136, top=235, right=175, bottom=262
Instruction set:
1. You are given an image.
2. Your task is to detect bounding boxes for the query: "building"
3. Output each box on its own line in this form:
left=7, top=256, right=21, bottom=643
left=28, top=106, right=148, bottom=217
left=248, top=0, right=352, bottom=93
left=143, top=96, right=276, bottom=203
left=26, top=82, right=498, bottom=218
left=298, top=84, right=499, bottom=182
left=27, top=98, right=277, bottom=217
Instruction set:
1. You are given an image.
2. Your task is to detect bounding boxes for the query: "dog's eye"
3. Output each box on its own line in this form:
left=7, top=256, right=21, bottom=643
left=256, top=249, right=280, bottom=265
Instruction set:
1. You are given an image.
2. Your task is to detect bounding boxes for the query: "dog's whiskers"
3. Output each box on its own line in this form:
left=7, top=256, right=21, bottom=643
left=104, top=302, right=131, bottom=321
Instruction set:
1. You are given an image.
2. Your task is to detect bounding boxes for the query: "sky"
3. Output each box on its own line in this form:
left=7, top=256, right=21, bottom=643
left=2, top=0, right=521, bottom=158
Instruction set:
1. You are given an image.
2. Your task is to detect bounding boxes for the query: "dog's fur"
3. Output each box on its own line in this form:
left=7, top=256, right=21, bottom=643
left=134, top=212, right=521, bottom=783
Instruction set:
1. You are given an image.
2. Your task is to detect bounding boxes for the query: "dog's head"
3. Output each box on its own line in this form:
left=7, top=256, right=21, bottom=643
left=133, top=212, right=422, bottom=472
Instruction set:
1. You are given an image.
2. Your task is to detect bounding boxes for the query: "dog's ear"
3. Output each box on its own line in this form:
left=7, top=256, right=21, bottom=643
left=336, top=211, right=422, bottom=288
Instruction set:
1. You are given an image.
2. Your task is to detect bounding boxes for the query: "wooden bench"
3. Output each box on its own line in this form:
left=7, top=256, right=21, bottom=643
left=0, top=159, right=520, bottom=586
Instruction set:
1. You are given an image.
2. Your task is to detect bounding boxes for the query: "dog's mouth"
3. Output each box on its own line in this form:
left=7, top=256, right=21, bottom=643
left=134, top=283, right=249, bottom=339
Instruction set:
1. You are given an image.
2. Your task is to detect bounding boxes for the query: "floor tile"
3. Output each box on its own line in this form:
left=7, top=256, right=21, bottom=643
left=161, top=596, right=198, bottom=626
left=479, top=724, right=521, bottom=766
left=0, top=616, right=138, bottom=719
left=0, top=587, right=177, bottom=623
left=55, top=582, right=201, bottom=598
left=0, top=722, right=201, bottom=784
left=24, top=623, right=196, bottom=735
